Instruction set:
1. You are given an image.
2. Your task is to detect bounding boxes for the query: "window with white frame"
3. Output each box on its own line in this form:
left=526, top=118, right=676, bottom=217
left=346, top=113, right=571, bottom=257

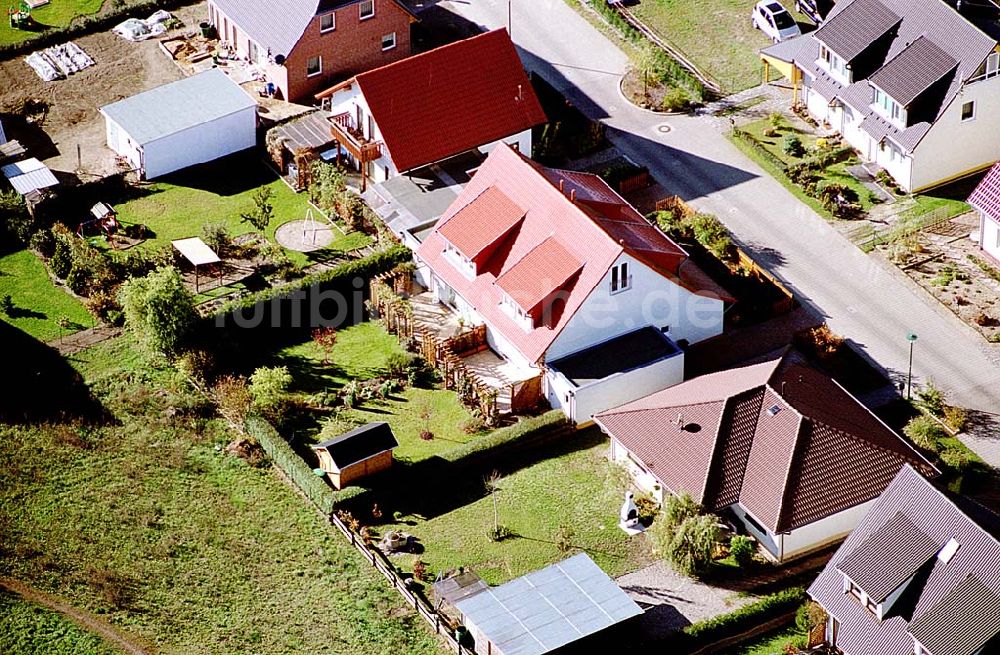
left=873, top=88, right=904, bottom=125
left=320, top=12, right=335, bottom=32
left=610, top=261, right=630, bottom=293
left=306, top=55, right=322, bottom=77
left=381, top=32, right=396, bottom=51
left=961, top=100, right=976, bottom=122
left=359, top=0, right=374, bottom=19
left=819, top=45, right=850, bottom=82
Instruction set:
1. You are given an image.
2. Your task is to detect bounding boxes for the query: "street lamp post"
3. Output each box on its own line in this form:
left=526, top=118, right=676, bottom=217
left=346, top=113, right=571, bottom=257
left=906, top=331, right=918, bottom=400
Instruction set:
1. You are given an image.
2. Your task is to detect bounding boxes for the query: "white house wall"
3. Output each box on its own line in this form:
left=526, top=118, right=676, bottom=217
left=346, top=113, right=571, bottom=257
left=909, top=76, right=1000, bottom=192
left=980, top=214, right=1000, bottom=262
left=139, top=107, right=257, bottom=179
left=610, top=438, right=664, bottom=503
left=103, top=115, right=142, bottom=174
left=551, top=349, right=684, bottom=423
left=732, top=498, right=875, bottom=562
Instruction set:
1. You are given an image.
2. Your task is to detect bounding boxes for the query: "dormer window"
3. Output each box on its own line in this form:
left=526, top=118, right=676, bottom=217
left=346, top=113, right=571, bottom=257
left=873, top=87, right=906, bottom=126
left=610, top=261, right=631, bottom=294
left=819, top=45, right=851, bottom=83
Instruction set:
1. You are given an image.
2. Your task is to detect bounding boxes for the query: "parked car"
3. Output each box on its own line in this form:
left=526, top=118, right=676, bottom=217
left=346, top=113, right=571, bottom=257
left=795, top=0, right=835, bottom=23
left=752, top=1, right=802, bottom=42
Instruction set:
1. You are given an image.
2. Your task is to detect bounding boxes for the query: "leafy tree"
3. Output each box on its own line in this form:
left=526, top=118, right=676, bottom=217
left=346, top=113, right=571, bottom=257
left=241, top=187, right=275, bottom=232
left=308, top=160, right=347, bottom=214
left=118, top=266, right=196, bottom=355
left=248, top=365, right=292, bottom=415
left=666, top=514, right=720, bottom=576
left=662, top=491, right=701, bottom=533
left=311, top=327, right=338, bottom=365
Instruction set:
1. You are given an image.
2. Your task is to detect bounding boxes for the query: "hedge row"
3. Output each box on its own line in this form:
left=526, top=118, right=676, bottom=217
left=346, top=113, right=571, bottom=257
left=585, top=0, right=705, bottom=101
left=441, top=410, right=569, bottom=466
left=0, top=0, right=201, bottom=58
left=732, top=128, right=788, bottom=173
left=245, top=416, right=366, bottom=513
left=681, top=586, right=806, bottom=643
left=208, top=244, right=411, bottom=319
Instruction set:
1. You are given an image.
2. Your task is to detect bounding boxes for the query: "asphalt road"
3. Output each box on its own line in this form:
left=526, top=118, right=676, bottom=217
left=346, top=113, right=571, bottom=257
left=433, top=0, right=1000, bottom=464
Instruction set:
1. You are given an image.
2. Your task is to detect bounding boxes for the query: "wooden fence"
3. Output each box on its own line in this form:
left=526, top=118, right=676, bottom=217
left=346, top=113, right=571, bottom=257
left=510, top=375, right=544, bottom=414
left=327, top=512, right=472, bottom=654
left=618, top=169, right=651, bottom=194
left=420, top=331, right=499, bottom=424
left=446, top=324, right=488, bottom=357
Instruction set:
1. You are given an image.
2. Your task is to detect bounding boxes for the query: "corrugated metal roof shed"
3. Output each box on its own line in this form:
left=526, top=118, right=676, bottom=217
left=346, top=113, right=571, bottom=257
left=454, top=553, right=642, bottom=655
left=2, top=157, right=58, bottom=195
left=100, top=69, right=256, bottom=146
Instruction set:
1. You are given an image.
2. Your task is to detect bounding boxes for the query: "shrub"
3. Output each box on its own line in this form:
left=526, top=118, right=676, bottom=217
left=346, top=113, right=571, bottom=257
left=555, top=525, right=576, bottom=553
left=939, top=446, right=972, bottom=471
left=385, top=351, right=412, bottom=378
left=943, top=405, right=968, bottom=432
left=85, top=290, right=121, bottom=324
left=782, top=134, right=805, bottom=157
left=118, top=266, right=196, bottom=355
left=903, top=415, right=945, bottom=453
left=795, top=601, right=827, bottom=634
left=461, top=415, right=486, bottom=435
left=175, top=348, right=216, bottom=383
left=650, top=209, right=687, bottom=237
left=412, top=559, right=427, bottom=582
left=29, top=228, right=56, bottom=259
left=688, top=213, right=734, bottom=261
left=915, top=381, right=945, bottom=416
left=50, top=233, right=73, bottom=279
left=633, top=493, right=658, bottom=524
left=214, top=376, right=252, bottom=426
left=768, top=112, right=784, bottom=129
left=0, top=294, right=13, bottom=316
left=664, top=514, right=720, bottom=576
left=201, top=222, right=232, bottom=257
left=660, top=87, right=690, bottom=112
left=729, top=535, right=756, bottom=566
left=249, top=366, right=292, bottom=415
left=487, top=524, right=514, bottom=542
left=662, top=491, right=702, bottom=533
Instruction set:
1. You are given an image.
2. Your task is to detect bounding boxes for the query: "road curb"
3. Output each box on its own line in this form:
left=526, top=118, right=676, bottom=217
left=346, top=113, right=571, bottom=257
left=617, top=73, right=689, bottom=117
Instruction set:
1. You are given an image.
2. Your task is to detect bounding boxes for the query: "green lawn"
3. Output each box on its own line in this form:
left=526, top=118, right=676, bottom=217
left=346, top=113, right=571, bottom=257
left=0, top=247, right=92, bottom=342
left=631, top=0, right=775, bottom=94
left=112, top=154, right=371, bottom=269
left=0, top=0, right=103, bottom=47
left=275, top=322, right=480, bottom=463
left=0, top=592, right=120, bottom=655
left=720, top=625, right=807, bottom=655
left=378, top=435, right=653, bottom=585
left=1, top=334, right=442, bottom=655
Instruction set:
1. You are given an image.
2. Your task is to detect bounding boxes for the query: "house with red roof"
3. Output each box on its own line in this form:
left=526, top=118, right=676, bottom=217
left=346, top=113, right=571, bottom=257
left=314, top=29, right=546, bottom=191
left=208, top=0, right=415, bottom=104
left=594, top=352, right=937, bottom=562
left=969, top=161, right=1000, bottom=264
left=415, top=142, right=733, bottom=423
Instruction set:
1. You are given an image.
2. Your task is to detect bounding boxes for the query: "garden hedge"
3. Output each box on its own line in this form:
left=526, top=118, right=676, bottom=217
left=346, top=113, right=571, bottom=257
left=681, top=586, right=806, bottom=644
left=245, top=415, right=366, bottom=514
left=441, top=410, right=569, bottom=467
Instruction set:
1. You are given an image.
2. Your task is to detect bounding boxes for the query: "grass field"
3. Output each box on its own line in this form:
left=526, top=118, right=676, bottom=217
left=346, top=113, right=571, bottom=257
left=113, top=155, right=371, bottom=268
left=378, top=435, right=653, bottom=585
left=0, top=592, right=120, bottom=655
left=0, top=247, right=92, bottom=342
left=631, top=0, right=774, bottom=94
left=1, top=335, right=442, bottom=655
left=720, top=624, right=807, bottom=655
left=0, top=0, right=103, bottom=47
left=275, top=323, right=479, bottom=463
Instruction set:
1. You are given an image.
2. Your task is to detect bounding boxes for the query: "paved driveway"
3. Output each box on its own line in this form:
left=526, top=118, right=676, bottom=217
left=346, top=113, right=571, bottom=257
left=431, top=0, right=1000, bottom=466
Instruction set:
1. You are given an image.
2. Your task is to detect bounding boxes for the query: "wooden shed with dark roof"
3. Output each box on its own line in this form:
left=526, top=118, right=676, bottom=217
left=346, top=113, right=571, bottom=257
left=312, top=422, right=398, bottom=489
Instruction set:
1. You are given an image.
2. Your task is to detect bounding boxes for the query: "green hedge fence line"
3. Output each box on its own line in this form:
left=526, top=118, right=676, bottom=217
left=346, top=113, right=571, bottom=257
left=681, top=586, right=806, bottom=645
left=441, top=410, right=569, bottom=466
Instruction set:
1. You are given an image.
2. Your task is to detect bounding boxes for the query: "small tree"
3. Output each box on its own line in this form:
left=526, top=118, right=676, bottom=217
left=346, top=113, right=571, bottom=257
left=249, top=365, right=292, bottom=416
left=632, top=43, right=661, bottom=101
left=118, top=266, right=196, bottom=355
left=662, top=491, right=701, bottom=533
left=915, top=381, right=946, bottom=416
left=782, top=134, right=805, bottom=157
left=214, top=375, right=252, bottom=426
left=241, top=186, right=275, bottom=232
left=666, top=514, right=720, bottom=576
left=485, top=471, right=503, bottom=537
left=729, top=535, right=756, bottom=566
left=312, top=327, right=338, bottom=365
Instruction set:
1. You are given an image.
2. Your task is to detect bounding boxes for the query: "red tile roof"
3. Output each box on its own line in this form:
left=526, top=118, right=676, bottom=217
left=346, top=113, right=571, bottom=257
left=969, top=162, right=1000, bottom=224
left=495, top=236, right=583, bottom=313
left=594, top=352, right=938, bottom=532
left=416, top=143, right=731, bottom=364
left=325, top=29, right=547, bottom=174
left=437, top=186, right=525, bottom=260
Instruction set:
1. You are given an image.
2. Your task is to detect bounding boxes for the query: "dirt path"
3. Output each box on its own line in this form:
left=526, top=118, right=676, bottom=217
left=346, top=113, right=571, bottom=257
left=0, top=576, right=156, bottom=655
left=46, top=324, right=122, bottom=355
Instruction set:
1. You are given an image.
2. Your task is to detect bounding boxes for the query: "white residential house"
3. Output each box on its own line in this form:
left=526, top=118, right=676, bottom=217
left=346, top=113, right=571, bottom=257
left=313, top=29, right=545, bottom=191
left=100, top=69, right=257, bottom=180
left=761, top=0, right=1000, bottom=193
left=415, top=142, right=733, bottom=424
left=594, top=353, right=938, bottom=562
left=968, top=161, right=1000, bottom=263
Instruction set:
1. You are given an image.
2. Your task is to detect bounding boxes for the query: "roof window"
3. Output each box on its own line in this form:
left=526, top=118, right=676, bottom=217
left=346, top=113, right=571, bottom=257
left=937, top=538, right=960, bottom=563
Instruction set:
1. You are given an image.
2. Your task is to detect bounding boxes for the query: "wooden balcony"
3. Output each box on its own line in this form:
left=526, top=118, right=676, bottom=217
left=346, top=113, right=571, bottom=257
left=329, top=112, right=383, bottom=163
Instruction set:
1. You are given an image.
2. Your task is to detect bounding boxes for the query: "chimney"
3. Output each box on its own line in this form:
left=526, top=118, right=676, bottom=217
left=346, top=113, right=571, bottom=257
left=559, top=178, right=565, bottom=193
left=570, top=189, right=576, bottom=203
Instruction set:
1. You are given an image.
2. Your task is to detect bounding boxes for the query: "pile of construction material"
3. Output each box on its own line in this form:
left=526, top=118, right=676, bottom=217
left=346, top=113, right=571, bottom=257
left=25, top=41, right=94, bottom=81
left=113, top=9, right=173, bottom=42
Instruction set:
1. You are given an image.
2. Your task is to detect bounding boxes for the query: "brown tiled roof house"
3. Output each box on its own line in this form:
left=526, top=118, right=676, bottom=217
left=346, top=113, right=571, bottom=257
left=594, top=352, right=937, bottom=562
left=808, top=465, right=1000, bottom=655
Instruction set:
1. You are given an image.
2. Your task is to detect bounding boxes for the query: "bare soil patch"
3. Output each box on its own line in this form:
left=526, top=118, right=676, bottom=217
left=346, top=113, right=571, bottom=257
left=0, top=3, right=206, bottom=178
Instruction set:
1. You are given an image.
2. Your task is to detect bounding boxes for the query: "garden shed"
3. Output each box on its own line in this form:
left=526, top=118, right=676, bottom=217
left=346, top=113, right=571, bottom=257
left=311, top=422, right=398, bottom=489
left=100, top=69, right=257, bottom=180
